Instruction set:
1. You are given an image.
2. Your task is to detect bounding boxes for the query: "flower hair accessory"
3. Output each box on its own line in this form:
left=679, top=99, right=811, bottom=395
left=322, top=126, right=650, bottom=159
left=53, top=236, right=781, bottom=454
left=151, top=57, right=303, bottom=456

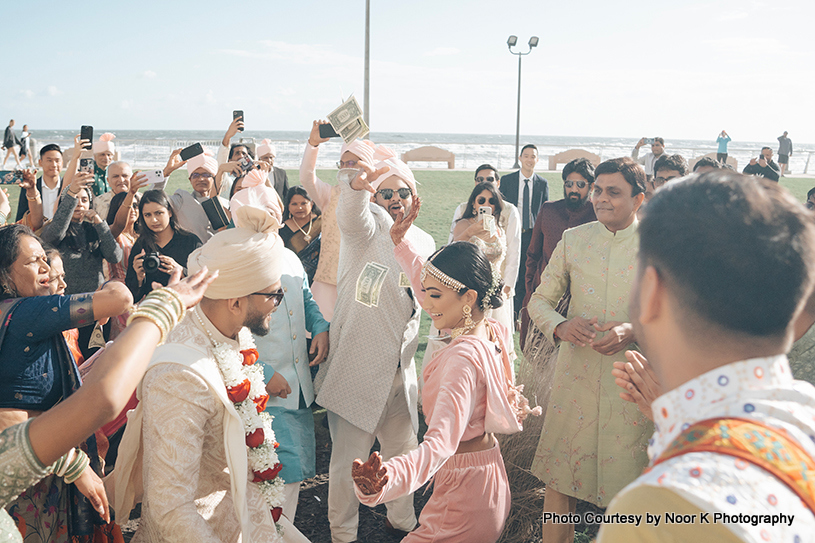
left=481, top=265, right=501, bottom=311
left=421, top=259, right=466, bottom=292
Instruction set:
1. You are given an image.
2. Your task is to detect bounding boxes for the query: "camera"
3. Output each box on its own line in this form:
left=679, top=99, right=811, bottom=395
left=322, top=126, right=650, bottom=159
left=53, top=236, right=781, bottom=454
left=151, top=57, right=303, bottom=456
left=143, top=252, right=162, bottom=274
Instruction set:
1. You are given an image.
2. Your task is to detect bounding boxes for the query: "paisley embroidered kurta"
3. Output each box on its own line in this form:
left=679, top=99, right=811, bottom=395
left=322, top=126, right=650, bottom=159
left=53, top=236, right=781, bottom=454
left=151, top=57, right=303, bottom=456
left=527, top=220, right=652, bottom=506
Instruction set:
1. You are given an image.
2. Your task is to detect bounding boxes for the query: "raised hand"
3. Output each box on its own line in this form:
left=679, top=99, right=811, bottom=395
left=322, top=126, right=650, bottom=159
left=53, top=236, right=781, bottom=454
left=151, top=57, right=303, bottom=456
left=349, top=161, right=390, bottom=194
left=352, top=452, right=388, bottom=496
left=308, top=120, right=331, bottom=147
left=612, top=350, right=661, bottom=421
left=163, top=149, right=187, bottom=178
left=390, top=195, right=421, bottom=246
left=164, top=266, right=218, bottom=309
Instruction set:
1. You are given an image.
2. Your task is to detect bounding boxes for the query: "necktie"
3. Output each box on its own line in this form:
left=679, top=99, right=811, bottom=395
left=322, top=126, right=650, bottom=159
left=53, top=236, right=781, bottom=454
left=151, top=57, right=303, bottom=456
left=522, top=178, right=531, bottom=230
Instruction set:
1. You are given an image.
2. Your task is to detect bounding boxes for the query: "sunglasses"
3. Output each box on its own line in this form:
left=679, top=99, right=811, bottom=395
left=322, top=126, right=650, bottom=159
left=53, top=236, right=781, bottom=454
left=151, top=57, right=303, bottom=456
left=336, top=160, right=358, bottom=169
left=475, top=176, right=496, bottom=183
left=190, top=172, right=214, bottom=181
left=376, top=188, right=412, bottom=200
left=477, top=196, right=497, bottom=206
left=564, top=180, right=588, bottom=189
left=249, top=288, right=285, bottom=307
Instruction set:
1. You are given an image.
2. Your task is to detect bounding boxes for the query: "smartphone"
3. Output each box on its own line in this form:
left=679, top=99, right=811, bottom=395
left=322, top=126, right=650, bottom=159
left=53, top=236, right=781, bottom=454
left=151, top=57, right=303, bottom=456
left=237, top=156, right=256, bottom=173
left=643, top=137, right=655, bottom=145
left=233, top=110, right=244, bottom=132
left=180, top=143, right=204, bottom=162
left=319, top=123, right=340, bottom=138
left=478, top=205, right=492, bottom=217
left=0, top=170, right=24, bottom=184
left=482, top=213, right=496, bottom=237
left=80, top=126, right=93, bottom=150
left=79, top=158, right=95, bottom=174
left=141, top=170, right=165, bottom=185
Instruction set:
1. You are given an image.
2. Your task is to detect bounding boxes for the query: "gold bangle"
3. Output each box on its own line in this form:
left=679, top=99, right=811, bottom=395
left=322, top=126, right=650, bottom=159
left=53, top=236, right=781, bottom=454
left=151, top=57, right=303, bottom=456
left=26, top=194, right=41, bottom=202
left=63, top=450, right=90, bottom=484
left=127, top=310, right=168, bottom=344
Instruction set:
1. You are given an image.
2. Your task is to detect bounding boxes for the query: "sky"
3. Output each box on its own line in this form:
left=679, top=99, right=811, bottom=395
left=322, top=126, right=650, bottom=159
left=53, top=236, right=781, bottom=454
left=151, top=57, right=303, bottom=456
left=3, top=0, right=814, bottom=143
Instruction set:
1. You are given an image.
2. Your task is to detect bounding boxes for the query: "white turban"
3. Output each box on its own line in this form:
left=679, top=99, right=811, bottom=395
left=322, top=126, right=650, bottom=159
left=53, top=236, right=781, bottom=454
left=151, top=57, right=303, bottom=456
left=340, top=139, right=376, bottom=165
left=187, top=151, right=218, bottom=176
left=371, top=145, right=418, bottom=194
left=187, top=206, right=284, bottom=299
left=93, top=133, right=115, bottom=154
left=230, top=185, right=283, bottom=225
left=256, top=139, right=276, bottom=158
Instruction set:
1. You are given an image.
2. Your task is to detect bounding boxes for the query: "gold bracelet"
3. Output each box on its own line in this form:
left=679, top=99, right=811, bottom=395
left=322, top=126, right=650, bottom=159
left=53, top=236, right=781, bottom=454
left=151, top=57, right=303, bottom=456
left=26, top=194, right=41, bottom=202
left=127, top=311, right=168, bottom=344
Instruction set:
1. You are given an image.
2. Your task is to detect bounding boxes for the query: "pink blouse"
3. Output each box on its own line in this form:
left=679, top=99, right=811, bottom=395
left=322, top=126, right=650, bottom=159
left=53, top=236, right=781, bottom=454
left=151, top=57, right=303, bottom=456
left=355, top=239, right=523, bottom=506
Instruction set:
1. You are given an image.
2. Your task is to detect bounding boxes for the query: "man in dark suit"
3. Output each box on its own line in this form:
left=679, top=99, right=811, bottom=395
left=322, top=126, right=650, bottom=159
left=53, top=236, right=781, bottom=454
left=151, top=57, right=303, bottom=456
left=499, top=143, right=549, bottom=323
left=15, top=143, right=64, bottom=222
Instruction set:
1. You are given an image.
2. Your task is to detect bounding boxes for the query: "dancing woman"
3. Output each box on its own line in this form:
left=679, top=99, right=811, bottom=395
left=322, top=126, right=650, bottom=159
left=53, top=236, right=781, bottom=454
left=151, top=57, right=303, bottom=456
left=352, top=198, right=539, bottom=543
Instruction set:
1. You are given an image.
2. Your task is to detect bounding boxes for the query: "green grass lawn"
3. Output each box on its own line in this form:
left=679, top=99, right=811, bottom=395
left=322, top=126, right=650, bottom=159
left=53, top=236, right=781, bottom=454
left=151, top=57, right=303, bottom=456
left=8, top=168, right=813, bottom=368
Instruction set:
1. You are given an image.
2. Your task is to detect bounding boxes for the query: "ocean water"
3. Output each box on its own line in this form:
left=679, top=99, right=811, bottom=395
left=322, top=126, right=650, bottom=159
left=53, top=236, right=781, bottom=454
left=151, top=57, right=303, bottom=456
left=20, top=129, right=815, bottom=174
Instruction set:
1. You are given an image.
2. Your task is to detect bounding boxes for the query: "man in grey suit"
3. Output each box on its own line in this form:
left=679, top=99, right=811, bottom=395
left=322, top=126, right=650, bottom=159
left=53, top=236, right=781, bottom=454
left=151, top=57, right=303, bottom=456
left=499, top=144, right=549, bottom=323
left=256, top=139, right=290, bottom=201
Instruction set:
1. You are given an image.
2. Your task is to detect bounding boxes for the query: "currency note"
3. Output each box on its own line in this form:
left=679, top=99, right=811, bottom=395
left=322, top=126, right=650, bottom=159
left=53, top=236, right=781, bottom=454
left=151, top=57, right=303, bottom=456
left=356, top=262, right=389, bottom=307
left=327, top=95, right=370, bottom=144
left=399, top=272, right=411, bottom=288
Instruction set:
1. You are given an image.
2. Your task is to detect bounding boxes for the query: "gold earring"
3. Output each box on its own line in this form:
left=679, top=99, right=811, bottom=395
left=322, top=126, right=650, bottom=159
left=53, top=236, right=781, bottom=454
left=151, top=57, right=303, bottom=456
left=451, top=304, right=476, bottom=339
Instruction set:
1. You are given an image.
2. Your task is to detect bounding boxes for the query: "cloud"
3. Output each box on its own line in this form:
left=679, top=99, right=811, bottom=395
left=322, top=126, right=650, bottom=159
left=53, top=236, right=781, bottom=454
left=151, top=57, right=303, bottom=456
left=19, top=89, right=34, bottom=99
left=425, top=47, right=460, bottom=56
left=142, top=70, right=157, bottom=78
left=47, top=86, right=63, bottom=96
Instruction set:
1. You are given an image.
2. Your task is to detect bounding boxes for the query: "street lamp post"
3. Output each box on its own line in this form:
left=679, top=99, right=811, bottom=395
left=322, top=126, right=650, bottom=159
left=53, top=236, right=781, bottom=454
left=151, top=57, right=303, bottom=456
left=507, top=35, right=538, bottom=169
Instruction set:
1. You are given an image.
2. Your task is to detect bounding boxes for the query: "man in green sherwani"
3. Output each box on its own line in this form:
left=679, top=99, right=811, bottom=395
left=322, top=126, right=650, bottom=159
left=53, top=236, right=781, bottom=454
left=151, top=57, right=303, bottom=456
left=527, top=156, right=654, bottom=543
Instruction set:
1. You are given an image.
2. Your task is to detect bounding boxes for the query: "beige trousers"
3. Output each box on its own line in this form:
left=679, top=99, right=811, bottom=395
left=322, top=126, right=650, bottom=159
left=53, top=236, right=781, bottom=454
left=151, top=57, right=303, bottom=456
left=326, top=371, right=419, bottom=543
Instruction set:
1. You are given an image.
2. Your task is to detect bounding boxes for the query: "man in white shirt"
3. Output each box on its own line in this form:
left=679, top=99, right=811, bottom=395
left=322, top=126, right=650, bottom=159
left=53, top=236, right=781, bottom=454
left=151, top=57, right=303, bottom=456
left=15, top=143, right=63, bottom=222
left=631, top=136, right=666, bottom=180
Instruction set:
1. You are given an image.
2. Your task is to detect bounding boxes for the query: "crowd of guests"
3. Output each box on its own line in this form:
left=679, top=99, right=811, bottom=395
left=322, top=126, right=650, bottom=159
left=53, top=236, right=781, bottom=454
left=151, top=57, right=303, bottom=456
left=0, top=115, right=813, bottom=543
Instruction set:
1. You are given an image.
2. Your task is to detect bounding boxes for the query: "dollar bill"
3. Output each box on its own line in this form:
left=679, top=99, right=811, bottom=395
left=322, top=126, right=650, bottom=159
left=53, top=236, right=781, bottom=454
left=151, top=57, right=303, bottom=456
left=327, top=95, right=370, bottom=144
left=356, top=262, right=389, bottom=307
left=399, top=272, right=412, bottom=288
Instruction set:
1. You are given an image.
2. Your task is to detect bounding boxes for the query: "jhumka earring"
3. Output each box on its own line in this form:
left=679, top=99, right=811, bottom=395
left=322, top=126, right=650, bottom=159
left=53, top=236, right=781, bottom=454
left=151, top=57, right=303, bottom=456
left=451, top=304, right=476, bottom=339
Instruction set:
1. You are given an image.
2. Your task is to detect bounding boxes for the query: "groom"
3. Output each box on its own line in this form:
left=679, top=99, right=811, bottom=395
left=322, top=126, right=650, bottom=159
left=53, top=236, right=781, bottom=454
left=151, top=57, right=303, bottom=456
left=113, top=206, right=308, bottom=542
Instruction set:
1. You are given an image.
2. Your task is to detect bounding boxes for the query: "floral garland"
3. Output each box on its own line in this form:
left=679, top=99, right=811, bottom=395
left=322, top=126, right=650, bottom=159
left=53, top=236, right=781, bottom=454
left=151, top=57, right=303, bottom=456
left=210, top=327, right=286, bottom=526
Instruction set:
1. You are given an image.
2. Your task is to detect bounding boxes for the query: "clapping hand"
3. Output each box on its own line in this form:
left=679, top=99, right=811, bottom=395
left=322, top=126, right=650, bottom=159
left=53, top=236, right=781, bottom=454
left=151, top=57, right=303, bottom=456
left=352, top=452, right=388, bottom=496
left=390, top=195, right=421, bottom=246
left=612, top=350, right=661, bottom=421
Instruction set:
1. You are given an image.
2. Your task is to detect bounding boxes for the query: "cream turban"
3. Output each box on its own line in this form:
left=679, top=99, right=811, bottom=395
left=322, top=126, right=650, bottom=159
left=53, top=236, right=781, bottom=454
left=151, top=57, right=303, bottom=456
left=187, top=151, right=218, bottom=176
left=93, top=133, right=115, bottom=154
left=256, top=139, right=276, bottom=158
left=187, top=206, right=284, bottom=299
left=340, top=139, right=376, bottom=165
left=371, top=146, right=418, bottom=194
left=230, top=185, right=283, bottom=225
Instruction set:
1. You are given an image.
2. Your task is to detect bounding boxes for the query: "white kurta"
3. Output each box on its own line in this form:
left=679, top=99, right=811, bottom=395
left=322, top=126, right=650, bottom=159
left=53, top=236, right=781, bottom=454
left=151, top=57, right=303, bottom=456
left=113, top=308, right=307, bottom=543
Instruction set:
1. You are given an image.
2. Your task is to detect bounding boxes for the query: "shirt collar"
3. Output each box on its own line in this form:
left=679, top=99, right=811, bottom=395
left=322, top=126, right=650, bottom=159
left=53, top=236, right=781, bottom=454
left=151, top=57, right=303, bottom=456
left=193, top=305, right=241, bottom=350
left=649, top=354, right=791, bottom=457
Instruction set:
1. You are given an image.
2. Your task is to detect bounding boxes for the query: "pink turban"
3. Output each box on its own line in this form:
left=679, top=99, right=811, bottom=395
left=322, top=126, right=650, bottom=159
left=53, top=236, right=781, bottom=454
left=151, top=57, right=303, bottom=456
left=230, top=185, right=283, bottom=225
left=371, top=145, right=418, bottom=194
left=187, top=151, right=218, bottom=176
left=241, top=167, right=267, bottom=188
left=187, top=205, right=285, bottom=299
left=340, top=139, right=376, bottom=165
left=92, top=133, right=115, bottom=154
left=256, top=139, right=276, bottom=158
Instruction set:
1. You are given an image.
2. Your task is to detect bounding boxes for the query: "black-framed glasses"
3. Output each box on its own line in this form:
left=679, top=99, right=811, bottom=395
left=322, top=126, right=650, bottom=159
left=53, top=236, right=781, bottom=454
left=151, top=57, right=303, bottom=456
left=477, top=196, right=497, bottom=206
left=564, top=180, right=587, bottom=189
left=336, top=160, right=358, bottom=169
left=376, top=187, right=412, bottom=200
left=249, top=288, right=285, bottom=307
left=475, top=176, right=496, bottom=183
